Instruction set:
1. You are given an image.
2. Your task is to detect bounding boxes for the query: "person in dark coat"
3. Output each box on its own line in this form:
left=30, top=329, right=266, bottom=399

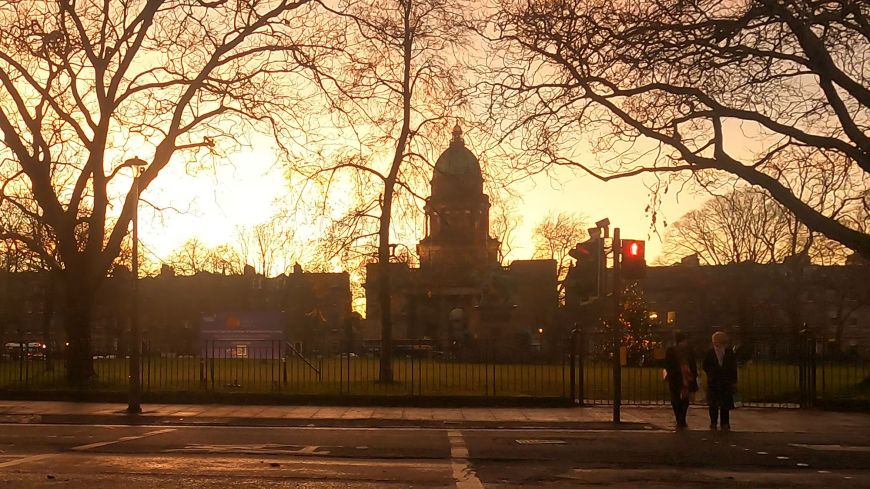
left=664, top=332, right=698, bottom=429
left=702, top=331, right=738, bottom=431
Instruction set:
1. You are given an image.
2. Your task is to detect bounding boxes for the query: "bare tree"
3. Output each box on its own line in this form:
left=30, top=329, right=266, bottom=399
left=488, top=189, right=522, bottom=263
left=661, top=186, right=863, bottom=265
left=0, top=200, right=54, bottom=273
left=531, top=211, right=588, bottom=300
left=164, top=238, right=245, bottom=275
left=234, top=208, right=302, bottom=277
left=0, top=198, right=61, bottom=368
left=164, top=238, right=210, bottom=275
left=660, top=184, right=868, bottom=345
left=0, top=0, right=335, bottom=383
left=307, top=0, right=471, bottom=381
left=485, top=0, right=870, bottom=257
left=206, top=244, right=245, bottom=276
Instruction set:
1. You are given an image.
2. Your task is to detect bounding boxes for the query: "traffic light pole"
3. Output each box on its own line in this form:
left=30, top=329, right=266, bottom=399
left=612, top=227, right=621, bottom=423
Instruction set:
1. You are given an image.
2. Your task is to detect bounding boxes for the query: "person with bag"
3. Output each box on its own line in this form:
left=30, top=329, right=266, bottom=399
left=664, top=332, right=698, bottom=430
left=702, top=331, right=738, bottom=431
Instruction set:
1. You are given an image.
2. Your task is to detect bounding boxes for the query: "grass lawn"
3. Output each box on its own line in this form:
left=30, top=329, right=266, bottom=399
left=1, top=356, right=866, bottom=404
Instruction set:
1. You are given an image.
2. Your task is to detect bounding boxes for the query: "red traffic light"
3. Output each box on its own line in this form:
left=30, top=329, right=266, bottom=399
left=621, top=239, right=646, bottom=279
left=622, top=239, right=644, bottom=258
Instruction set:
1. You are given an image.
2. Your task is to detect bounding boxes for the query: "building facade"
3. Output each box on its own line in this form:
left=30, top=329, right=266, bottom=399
left=0, top=266, right=354, bottom=358
left=564, top=255, right=870, bottom=359
left=364, top=125, right=559, bottom=358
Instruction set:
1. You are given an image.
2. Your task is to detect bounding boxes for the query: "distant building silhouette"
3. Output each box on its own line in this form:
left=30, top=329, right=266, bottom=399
left=364, top=125, right=558, bottom=358
left=0, top=268, right=354, bottom=358
left=564, top=258, right=870, bottom=358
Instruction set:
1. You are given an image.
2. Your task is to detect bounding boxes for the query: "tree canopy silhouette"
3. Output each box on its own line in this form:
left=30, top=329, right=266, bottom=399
left=485, top=0, right=869, bottom=257
left=0, top=0, right=335, bottom=383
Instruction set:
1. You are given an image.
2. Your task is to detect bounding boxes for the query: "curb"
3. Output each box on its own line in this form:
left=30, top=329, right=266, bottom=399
left=0, top=413, right=657, bottom=431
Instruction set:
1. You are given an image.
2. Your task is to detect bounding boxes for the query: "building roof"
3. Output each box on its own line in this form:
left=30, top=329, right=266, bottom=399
left=431, top=124, right=483, bottom=197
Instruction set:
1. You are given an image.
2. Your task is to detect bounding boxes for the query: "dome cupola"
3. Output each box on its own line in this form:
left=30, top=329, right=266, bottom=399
left=431, top=124, right=483, bottom=200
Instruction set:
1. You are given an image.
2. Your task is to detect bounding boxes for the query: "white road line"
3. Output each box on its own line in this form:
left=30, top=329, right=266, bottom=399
left=447, top=430, right=484, bottom=489
left=790, top=443, right=870, bottom=453
left=0, top=428, right=176, bottom=468
left=0, top=453, right=55, bottom=468
left=71, top=428, right=176, bottom=451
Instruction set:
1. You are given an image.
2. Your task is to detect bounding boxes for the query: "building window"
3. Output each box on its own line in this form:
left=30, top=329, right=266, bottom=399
left=233, top=345, right=248, bottom=359
left=666, top=311, right=676, bottom=325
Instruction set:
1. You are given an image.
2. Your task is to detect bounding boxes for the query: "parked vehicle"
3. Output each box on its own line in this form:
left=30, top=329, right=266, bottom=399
left=3, top=342, right=47, bottom=361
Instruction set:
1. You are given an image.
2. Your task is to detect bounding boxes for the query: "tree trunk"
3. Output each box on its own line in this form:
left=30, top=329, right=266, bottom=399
left=376, top=0, right=414, bottom=383
left=378, top=183, right=395, bottom=383
left=62, top=274, right=97, bottom=385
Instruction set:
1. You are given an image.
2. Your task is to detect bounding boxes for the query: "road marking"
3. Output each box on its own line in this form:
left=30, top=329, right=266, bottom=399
left=165, top=444, right=330, bottom=455
left=71, top=428, right=176, bottom=451
left=447, top=430, right=484, bottom=489
left=776, top=456, right=789, bottom=460
left=448, top=430, right=469, bottom=459
left=790, top=443, right=870, bottom=452
left=0, top=453, right=56, bottom=468
left=0, top=428, right=176, bottom=468
left=516, top=439, right=566, bottom=445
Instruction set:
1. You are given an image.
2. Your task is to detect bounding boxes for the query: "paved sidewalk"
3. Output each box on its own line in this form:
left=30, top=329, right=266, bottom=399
left=1, top=400, right=869, bottom=433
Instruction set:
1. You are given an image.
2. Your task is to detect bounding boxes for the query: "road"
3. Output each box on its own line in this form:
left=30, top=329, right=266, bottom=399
left=1, top=423, right=869, bottom=488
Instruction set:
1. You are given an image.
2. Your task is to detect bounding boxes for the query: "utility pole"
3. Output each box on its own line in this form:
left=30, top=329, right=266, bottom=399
left=612, top=227, right=621, bottom=423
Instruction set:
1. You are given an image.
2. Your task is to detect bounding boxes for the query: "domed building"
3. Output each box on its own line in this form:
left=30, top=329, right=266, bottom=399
left=418, top=124, right=500, bottom=273
left=364, top=125, right=558, bottom=357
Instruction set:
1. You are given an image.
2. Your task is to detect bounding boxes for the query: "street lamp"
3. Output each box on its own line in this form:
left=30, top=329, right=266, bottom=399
left=121, top=157, right=147, bottom=414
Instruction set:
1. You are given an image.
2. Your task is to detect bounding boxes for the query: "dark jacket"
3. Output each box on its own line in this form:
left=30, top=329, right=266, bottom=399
left=702, top=347, right=738, bottom=408
left=664, top=346, right=698, bottom=396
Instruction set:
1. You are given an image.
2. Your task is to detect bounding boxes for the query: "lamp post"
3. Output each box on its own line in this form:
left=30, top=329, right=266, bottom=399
left=122, top=157, right=147, bottom=414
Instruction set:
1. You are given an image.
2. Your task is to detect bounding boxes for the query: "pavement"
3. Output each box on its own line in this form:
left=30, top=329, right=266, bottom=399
left=1, top=399, right=869, bottom=433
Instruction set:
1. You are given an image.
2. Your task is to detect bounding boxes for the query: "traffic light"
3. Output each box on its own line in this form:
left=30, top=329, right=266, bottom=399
left=567, top=239, right=600, bottom=299
left=621, top=239, right=646, bottom=279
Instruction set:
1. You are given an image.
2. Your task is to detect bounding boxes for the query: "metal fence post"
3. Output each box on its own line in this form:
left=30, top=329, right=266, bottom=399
left=578, top=327, right=585, bottom=406
left=808, top=335, right=817, bottom=408
left=570, top=328, right=578, bottom=404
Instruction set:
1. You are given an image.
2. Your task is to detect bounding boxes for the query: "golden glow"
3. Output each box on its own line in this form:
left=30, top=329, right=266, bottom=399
left=136, top=142, right=706, bottom=270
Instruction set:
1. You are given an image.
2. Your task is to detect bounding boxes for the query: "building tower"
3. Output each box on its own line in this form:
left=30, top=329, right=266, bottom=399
left=417, top=124, right=500, bottom=276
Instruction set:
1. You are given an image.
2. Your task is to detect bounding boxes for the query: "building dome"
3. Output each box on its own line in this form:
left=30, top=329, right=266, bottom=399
left=431, top=124, right=483, bottom=199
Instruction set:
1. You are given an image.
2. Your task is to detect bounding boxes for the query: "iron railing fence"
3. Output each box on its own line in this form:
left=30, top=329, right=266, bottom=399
left=1, top=336, right=866, bottom=407
left=0, top=339, right=574, bottom=399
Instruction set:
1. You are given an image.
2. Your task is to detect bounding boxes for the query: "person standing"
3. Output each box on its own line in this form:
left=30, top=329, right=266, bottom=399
left=665, top=332, right=698, bottom=429
left=702, top=331, right=738, bottom=431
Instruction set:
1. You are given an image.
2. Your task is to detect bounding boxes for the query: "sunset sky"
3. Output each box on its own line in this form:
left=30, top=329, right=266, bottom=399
left=133, top=134, right=710, bottom=272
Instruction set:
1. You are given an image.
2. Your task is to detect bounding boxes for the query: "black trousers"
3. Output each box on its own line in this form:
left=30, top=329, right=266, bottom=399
left=709, top=404, right=730, bottom=426
left=671, top=396, right=689, bottom=426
